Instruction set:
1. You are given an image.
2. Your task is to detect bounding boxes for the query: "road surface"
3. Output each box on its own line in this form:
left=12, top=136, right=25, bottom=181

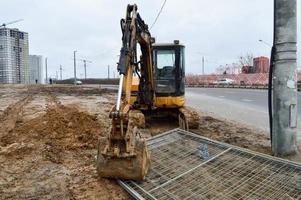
left=186, top=87, right=301, bottom=138
left=100, top=84, right=301, bottom=138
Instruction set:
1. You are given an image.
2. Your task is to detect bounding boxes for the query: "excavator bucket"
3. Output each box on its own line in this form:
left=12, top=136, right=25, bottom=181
left=96, top=108, right=150, bottom=180
left=96, top=137, right=150, bottom=180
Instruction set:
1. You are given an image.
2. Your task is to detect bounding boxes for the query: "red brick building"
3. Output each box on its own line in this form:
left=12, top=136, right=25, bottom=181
left=242, top=66, right=256, bottom=74
left=253, top=56, right=270, bottom=73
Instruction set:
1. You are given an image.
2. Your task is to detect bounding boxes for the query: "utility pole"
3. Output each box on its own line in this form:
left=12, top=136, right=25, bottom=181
left=45, top=57, right=48, bottom=84
left=77, top=59, right=91, bottom=80
left=56, top=71, right=58, bottom=81
left=272, top=0, right=297, bottom=156
left=202, top=56, right=205, bottom=75
left=73, top=50, right=77, bottom=85
left=83, top=60, right=87, bottom=80
left=60, top=65, right=62, bottom=80
left=108, top=65, right=110, bottom=79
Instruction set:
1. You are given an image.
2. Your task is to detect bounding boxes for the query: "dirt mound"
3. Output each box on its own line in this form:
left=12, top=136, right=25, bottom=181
left=192, top=115, right=272, bottom=155
left=27, top=85, right=114, bottom=96
left=0, top=87, right=129, bottom=199
left=1, top=104, right=105, bottom=163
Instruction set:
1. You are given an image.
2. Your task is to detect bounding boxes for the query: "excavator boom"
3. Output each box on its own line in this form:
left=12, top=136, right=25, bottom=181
left=96, top=4, right=153, bottom=180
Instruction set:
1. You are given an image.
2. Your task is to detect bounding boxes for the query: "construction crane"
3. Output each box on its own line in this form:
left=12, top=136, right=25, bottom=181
left=0, top=19, right=24, bottom=28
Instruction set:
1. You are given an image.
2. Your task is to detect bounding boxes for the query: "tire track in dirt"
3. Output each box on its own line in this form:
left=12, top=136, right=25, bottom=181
left=45, top=92, right=62, bottom=108
left=0, top=88, right=129, bottom=199
left=0, top=95, right=32, bottom=138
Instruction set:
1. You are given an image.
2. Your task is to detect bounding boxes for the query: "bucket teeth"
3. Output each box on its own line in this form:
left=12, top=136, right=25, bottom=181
left=96, top=137, right=150, bottom=180
left=97, top=106, right=150, bottom=180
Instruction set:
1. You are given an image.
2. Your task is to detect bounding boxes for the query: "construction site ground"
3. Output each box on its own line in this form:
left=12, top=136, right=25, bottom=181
left=0, top=85, right=274, bottom=199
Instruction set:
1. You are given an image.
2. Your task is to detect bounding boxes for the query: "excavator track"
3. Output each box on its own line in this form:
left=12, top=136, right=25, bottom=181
left=178, top=106, right=200, bottom=131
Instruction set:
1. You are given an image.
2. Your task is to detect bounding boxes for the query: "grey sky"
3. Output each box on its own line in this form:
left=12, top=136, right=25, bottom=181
left=1, top=0, right=300, bottom=79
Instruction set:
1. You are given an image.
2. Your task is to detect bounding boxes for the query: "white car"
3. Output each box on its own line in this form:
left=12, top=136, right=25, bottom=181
left=76, top=80, right=82, bottom=85
left=213, top=78, right=235, bottom=85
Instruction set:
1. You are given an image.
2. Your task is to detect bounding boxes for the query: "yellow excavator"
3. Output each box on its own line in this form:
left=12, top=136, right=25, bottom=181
left=96, top=4, right=199, bottom=180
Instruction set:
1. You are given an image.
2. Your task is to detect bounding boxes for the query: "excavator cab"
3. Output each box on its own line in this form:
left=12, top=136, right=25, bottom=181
left=153, top=41, right=185, bottom=108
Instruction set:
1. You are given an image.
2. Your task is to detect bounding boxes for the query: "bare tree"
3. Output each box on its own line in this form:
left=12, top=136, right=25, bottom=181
left=238, top=53, right=254, bottom=67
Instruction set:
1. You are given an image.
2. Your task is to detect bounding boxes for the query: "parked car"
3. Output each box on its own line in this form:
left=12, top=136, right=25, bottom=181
left=213, top=78, right=235, bottom=85
left=76, top=80, right=83, bottom=85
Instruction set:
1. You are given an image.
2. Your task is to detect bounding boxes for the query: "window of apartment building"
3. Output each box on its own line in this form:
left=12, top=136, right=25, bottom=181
left=10, top=30, right=18, bottom=38
left=0, top=45, right=3, bottom=50
left=19, top=32, right=24, bottom=39
left=0, top=30, right=7, bottom=36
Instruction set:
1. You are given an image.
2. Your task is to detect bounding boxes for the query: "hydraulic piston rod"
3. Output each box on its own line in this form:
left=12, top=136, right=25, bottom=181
left=116, top=74, right=124, bottom=112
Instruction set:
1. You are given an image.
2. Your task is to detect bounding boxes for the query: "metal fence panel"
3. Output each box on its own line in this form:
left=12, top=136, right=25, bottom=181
left=119, top=129, right=301, bottom=200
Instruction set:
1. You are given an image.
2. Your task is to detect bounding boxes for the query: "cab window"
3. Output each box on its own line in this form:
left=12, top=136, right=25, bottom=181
left=155, top=50, right=175, bottom=80
left=154, top=49, right=176, bottom=94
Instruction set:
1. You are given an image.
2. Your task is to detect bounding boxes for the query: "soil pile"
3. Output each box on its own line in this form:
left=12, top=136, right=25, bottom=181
left=23, top=105, right=102, bottom=149
left=193, top=115, right=272, bottom=155
left=0, top=94, right=129, bottom=199
left=27, top=85, right=114, bottom=96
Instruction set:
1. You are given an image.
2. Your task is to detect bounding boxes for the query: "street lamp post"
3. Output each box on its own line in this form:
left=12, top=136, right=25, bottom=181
left=202, top=56, right=205, bottom=75
left=45, top=57, right=48, bottom=84
left=73, top=50, right=77, bottom=85
left=259, top=39, right=272, bottom=48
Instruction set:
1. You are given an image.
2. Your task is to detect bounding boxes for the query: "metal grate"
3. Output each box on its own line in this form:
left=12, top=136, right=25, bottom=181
left=119, top=129, right=301, bottom=200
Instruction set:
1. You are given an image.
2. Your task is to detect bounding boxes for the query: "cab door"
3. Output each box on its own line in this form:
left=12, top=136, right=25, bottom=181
left=153, top=45, right=185, bottom=97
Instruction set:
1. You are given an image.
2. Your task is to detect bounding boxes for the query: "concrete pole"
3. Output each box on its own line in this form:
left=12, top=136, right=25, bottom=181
left=108, top=65, right=110, bottom=79
left=272, top=0, right=298, bottom=156
left=202, top=56, right=205, bottom=75
left=73, top=51, right=77, bottom=85
left=60, top=65, right=62, bottom=80
left=45, top=57, right=48, bottom=84
left=84, top=60, right=87, bottom=80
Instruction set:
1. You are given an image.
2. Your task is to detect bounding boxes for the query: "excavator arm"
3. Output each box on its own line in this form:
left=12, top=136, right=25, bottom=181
left=117, top=4, right=155, bottom=110
left=96, top=4, right=153, bottom=180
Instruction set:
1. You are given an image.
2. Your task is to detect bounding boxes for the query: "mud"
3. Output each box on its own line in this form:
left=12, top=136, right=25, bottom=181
left=0, top=96, right=32, bottom=137
left=0, top=85, right=129, bottom=200
left=192, top=114, right=272, bottom=155
left=0, top=85, right=274, bottom=199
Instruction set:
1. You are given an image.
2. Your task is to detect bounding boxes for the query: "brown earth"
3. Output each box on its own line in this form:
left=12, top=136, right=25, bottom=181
left=193, top=115, right=271, bottom=155
left=0, top=85, right=273, bottom=199
left=0, top=86, right=129, bottom=200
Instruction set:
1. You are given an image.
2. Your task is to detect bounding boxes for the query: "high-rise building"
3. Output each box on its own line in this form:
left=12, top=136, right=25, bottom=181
left=29, top=55, right=43, bottom=84
left=0, top=28, right=29, bottom=84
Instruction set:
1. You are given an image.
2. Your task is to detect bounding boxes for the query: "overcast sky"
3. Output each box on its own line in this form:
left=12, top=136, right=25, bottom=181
left=1, top=0, right=300, bottom=79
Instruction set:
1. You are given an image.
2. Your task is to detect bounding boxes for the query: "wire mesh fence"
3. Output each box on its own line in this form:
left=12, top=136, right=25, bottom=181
left=119, top=129, right=301, bottom=200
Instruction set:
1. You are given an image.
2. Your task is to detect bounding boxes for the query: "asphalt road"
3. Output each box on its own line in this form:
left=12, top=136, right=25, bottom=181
left=185, top=88, right=301, bottom=137
left=100, top=84, right=300, bottom=137
left=186, top=87, right=301, bottom=114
